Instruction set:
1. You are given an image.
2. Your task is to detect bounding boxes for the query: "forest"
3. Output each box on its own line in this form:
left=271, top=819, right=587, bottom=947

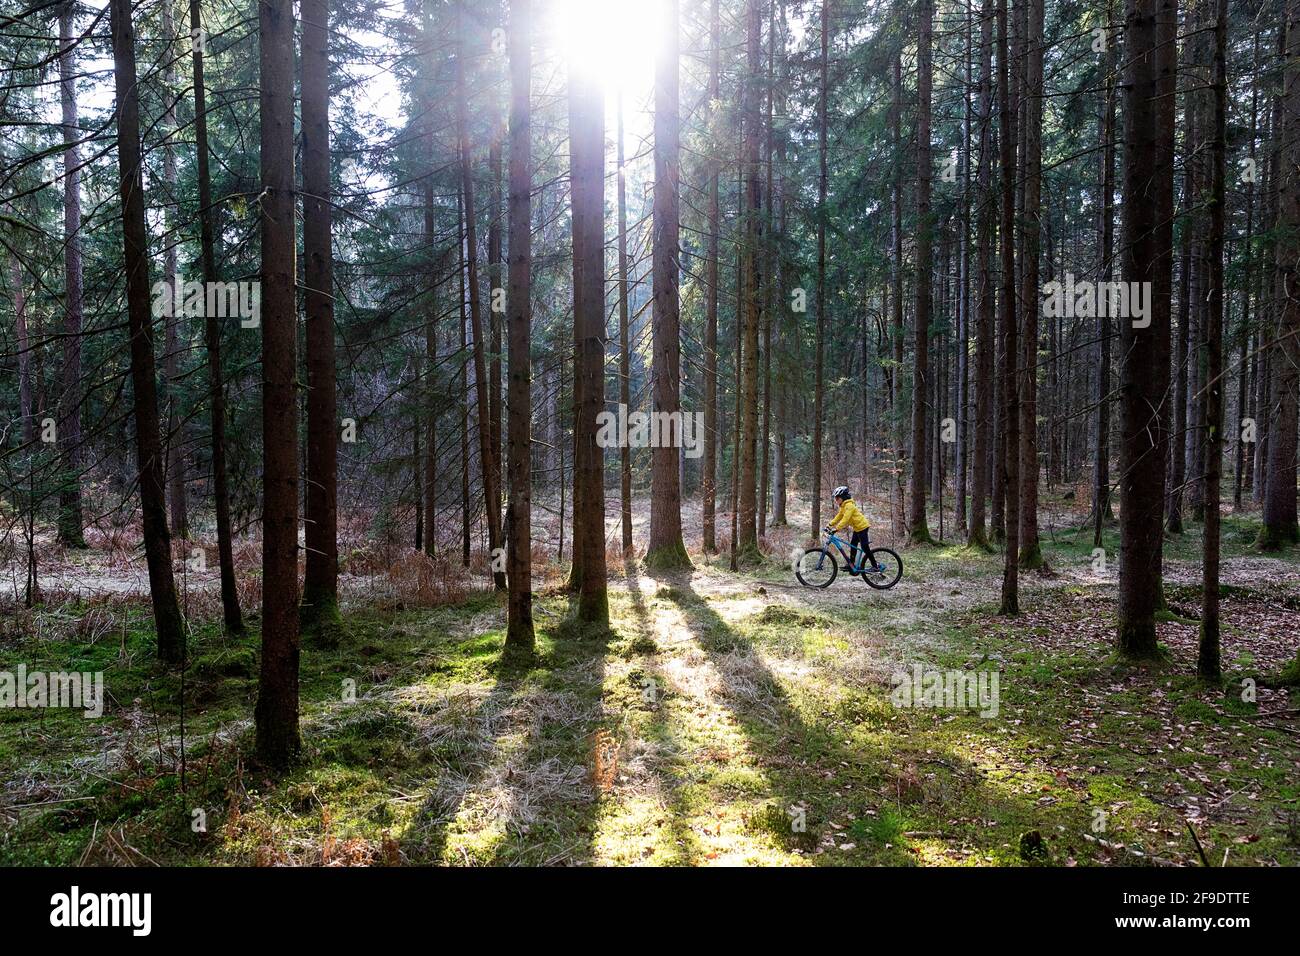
left=0, top=0, right=1297, bottom=874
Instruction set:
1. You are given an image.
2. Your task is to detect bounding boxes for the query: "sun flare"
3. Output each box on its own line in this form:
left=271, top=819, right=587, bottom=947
left=556, top=0, right=660, bottom=94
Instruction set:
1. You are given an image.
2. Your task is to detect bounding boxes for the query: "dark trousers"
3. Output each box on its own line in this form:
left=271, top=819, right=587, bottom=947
left=849, top=528, right=871, bottom=569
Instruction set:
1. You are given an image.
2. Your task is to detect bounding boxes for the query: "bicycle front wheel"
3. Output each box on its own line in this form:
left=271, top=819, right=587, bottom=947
left=795, top=548, right=838, bottom=588
left=861, top=548, right=903, bottom=590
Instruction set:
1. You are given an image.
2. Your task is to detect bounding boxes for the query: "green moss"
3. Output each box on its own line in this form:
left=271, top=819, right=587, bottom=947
left=743, top=801, right=816, bottom=851
left=643, top=541, right=693, bottom=572
left=192, top=646, right=257, bottom=680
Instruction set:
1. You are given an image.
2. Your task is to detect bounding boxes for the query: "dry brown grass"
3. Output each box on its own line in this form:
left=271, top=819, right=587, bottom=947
left=383, top=550, right=470, bottom=609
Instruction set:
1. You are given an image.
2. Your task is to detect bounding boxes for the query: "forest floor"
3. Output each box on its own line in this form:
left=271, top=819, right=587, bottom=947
left=1, top=493, right=1298, bottom=866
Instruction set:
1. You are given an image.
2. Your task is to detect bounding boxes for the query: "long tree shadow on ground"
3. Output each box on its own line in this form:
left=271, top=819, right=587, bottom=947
left=647, top=573, right=1115, bottom=864
left=577, top=568, right=725, bottom=864
left=398, top=591, right=614, bottom=866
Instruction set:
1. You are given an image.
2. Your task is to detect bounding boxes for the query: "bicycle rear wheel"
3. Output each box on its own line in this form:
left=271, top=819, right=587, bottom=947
left=796, top=548, right=838, bottom=588
left=860, top=548, right=903, bottom=590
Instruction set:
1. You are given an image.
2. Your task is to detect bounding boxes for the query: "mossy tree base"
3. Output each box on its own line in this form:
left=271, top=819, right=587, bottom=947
left=1091, top=506, right=1116, bottom=527
left=1195, top=661, right=1222, bottom=684
left=300, top=590, right=343, bottom=646
left=253, top=733, right=302, bottom=772
left=643, top=541, right=693, bottom=572
left=253, top=692, right=303, bottom=771
left=731, top=541, right=765, bottom=568
left=1115, top=621, right=1167, bottom=664
left=559, top=611, right=612, bottom=642
left=1254, top=522, right=1300, bottom=552
left=1018, top=543, right=1039, bottom=569
left=497, top=640, right=538, bottom=673
left=57, top=529, right=88, bottom=550
left=965, top=527, right=995, bottom=553
left=576, top=592, right=609, bottom=631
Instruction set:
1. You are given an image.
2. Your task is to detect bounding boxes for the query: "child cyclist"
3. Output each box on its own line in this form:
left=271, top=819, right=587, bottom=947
left=825, top=486, right=881, bottom=574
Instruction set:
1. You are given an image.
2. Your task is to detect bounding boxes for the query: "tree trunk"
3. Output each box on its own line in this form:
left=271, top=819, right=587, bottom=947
left=57, top=1, right=86, bottom=548
left=910, top=0, right=935, bottom=545
left=730, top=206, right=744, bottom=569
left=11, top=254, right=32, bottom=448
left=760, top=0, right=776, bottom=541
left=892, top=52, right=906, bottom=540
left=810, top=0, right=830, bottom=543
left=998, top=0, right=1020, bottom=613
left=558, top=358, right=568, bottom=565
left=459, top=188, right=471, bottom=569
left=489, top=138, right=503, bottom=534
left=1169, top=206, right=1190, bottom=533
left=955, top=3, right=972, bottom=538
left=1254, top=69, right=1280, bottom=511
left=1198, top=0, right=1227, bottom=680
left=1187, top=144, right=1208, bottom=525
left=301, top=0, right=339, bottom=632
left=738, top=0, right=763, bottom=555
left=702, top=0, right=721, bottom=551
left=617, top=93, right=633, bottom=555
left=648, top=0, right=691, bottom=570
left=969, top=0, right=994, bottom=551
left=772, top=0, right=789, bottom=527
left=505, top=0, right=535, bottom=654
left=1093, top=0, right=1117, bottom=546
left=1017, top=0, right=1044, bottom=570
left=1255, top=69, right=1276, bottom=513
left=457, top=2, right=506, bottom=590
left=423, top=190, right=439, bottom=558
left=568, top=52, right=609, bottom=626
left=414, top=424, right=423, bottom=551
left=1117, top=0, right=1177, bottom=658
left=110, top=0, right=186, bottom=669
left=253, top=0, right=302, bottom=764
left=191, top=0, right=243, bottom=631
left=1259, top=0, right=1300, bottom=550
left=1234, top=33, right=1260, bottom=513
left=161, top=0, right=188, bottom=541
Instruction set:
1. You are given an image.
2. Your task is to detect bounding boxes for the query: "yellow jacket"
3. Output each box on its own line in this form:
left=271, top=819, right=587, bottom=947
left=828, top=497, right=870, bottom=533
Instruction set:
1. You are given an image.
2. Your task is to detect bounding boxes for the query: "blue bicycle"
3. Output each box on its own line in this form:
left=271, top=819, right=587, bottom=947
left=795, top=529, right=903, bottom=590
